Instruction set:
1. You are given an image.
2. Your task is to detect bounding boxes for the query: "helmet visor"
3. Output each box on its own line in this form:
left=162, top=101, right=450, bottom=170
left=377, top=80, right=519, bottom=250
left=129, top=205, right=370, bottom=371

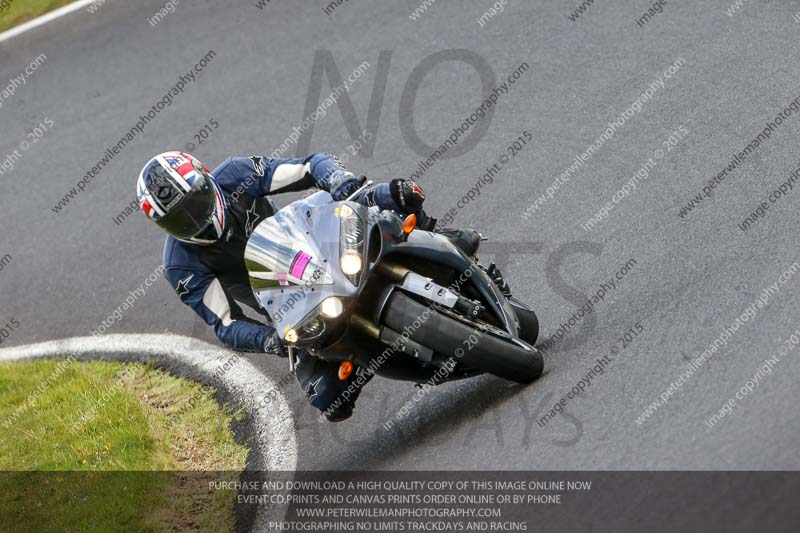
left=154, top=166, right=218, bottom=240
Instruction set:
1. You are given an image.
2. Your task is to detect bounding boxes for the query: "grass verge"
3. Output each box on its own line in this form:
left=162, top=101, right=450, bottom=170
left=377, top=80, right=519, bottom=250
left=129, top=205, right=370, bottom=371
left=0, top=0, right=80, bottom=33
left=0, top=359, right=249, bottom=532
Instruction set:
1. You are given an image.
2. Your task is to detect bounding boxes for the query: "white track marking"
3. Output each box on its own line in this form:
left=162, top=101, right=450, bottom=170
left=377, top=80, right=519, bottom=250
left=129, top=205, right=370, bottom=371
left=0, top=0, right=103, bottom=44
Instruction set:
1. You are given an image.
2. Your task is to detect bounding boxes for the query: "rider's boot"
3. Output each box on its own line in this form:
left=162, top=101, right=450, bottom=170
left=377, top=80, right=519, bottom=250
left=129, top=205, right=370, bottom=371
left=297, top=354, right=374, bottom=423
left=326, top=367, right=374, bottom=422
left=417, top=209, right=511, bottom=297
left=416, top=210, right=482, bottom=258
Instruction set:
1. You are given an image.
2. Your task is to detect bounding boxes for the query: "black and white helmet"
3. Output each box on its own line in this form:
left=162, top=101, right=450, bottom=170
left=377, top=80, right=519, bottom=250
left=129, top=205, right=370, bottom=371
left=137, top=151, right=225, bottom=244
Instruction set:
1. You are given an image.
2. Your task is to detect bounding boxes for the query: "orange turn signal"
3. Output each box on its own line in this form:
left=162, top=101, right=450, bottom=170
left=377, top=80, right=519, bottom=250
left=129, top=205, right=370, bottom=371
left=338, top=361, right=354, bottom=381
left=402, top=214, right=417, bottom=235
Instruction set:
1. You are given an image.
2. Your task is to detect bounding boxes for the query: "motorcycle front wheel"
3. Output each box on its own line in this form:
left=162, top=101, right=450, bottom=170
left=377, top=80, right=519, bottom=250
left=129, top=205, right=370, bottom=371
left=381, top=292, right=543, bottom=384
left=509, top=298, right=539, bottom=346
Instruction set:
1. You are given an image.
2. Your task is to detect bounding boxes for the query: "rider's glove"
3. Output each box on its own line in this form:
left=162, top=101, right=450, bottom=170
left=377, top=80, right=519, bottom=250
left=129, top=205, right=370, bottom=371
left=390, top=179, right=426, bottom=214
left=331, top=173, right=367, bottom=201
left=264, top=331, right=287, bottom=357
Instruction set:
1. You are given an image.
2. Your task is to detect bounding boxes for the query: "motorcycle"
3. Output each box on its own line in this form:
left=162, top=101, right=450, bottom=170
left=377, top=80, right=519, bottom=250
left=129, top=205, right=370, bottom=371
left=243, top=182, right=543, bottom=387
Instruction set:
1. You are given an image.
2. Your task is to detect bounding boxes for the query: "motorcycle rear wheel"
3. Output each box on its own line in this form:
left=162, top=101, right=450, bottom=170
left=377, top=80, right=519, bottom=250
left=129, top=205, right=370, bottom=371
left=381, top=292, right=543, bottom=384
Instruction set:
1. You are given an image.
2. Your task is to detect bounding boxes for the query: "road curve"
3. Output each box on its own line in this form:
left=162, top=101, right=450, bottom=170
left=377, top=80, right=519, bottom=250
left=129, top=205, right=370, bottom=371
left=0, top=0, right=799, bottom=480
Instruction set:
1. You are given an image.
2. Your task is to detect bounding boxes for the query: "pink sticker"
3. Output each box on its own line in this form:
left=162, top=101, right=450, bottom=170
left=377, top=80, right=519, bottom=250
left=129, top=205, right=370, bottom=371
left=290, top=251, right=312, bottom=279
left=277, top=273, right=289, bottom=286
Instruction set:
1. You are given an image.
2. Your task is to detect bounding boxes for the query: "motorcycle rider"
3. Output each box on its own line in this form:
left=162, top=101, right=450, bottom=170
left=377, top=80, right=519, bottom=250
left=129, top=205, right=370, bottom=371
left=137, top=150, right=480, bottom=421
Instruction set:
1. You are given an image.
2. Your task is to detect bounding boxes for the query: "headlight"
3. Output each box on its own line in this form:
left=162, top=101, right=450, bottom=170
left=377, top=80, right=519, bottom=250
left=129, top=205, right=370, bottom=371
left=320, top=297, right=344, bottom=318
left=284, top=297, right=346, bottom=346
left=340, top=251, right=362, bottom=276
left=285, top=316, right=325, bottom=345
left=339, top=203, right=366, bottom=285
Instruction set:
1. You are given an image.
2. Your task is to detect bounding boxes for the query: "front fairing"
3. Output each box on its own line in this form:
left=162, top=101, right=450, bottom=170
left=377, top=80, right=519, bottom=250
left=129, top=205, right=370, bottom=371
left=244, top=191, right=368, bottom=336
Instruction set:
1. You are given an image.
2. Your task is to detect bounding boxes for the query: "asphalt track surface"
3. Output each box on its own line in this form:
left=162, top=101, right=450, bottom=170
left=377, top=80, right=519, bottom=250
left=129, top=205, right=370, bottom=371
left=2, top=0, right=800, bottom=478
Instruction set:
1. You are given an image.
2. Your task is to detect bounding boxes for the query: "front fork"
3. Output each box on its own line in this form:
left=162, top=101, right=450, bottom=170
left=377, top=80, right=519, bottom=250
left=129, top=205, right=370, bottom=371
left=376, top=261, right=485, bottom=318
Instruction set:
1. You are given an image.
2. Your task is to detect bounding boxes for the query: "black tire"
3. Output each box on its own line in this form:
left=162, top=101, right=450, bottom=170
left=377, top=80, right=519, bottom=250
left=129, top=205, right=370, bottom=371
left=510, top=300, right=539, bottom=346
left=381, top=292, right=543, bottom=384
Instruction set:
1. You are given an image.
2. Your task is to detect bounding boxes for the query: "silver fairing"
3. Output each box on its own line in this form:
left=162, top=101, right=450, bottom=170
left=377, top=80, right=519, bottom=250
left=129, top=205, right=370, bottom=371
left=244, top=190, right=366, bottom=335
